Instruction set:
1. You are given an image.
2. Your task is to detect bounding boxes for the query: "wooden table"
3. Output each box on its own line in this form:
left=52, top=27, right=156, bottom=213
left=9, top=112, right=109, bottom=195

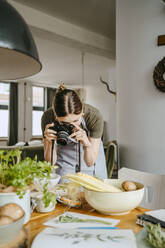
left=25, top=203, right=149, bottom=247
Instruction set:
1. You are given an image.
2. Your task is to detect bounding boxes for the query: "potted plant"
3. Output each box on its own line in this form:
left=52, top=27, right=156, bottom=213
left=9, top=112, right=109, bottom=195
left=0, top=149, right=57, bottom=223
left=34, top=183, right=57, bottom=213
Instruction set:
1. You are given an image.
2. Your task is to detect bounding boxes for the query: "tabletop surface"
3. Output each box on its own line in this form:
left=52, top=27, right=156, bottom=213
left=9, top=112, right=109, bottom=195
left=25, top=203, right=149, bottom=246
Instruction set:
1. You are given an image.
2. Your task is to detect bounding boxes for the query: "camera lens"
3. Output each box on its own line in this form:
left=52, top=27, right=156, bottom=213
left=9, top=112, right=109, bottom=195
left=57, top=131, right=69, bottom=146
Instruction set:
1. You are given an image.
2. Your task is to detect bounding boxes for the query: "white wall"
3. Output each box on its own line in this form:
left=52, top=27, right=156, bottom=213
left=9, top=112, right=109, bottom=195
left=116, top=0, right=165, bottom=174
left=86, top=84, right=116, bottom=145
left=85, top=54, right=116, bottom=144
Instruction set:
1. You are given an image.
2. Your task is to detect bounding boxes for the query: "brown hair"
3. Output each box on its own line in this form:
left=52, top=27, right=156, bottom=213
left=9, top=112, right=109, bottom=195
left=53, top=84, right=83, bottom=117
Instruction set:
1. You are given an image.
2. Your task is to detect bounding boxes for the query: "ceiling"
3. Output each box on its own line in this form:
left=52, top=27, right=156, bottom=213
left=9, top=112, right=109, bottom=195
left=14, top=0, right=116, bottom=39
left=13, top=0, right=116, bottom=85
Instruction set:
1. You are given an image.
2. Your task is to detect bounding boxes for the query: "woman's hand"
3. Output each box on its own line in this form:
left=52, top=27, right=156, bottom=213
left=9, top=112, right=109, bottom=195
left=43, top=123, right=57, bottom=165
left=69, top=123, right=91, bottom=147
left=70, top=123, right=101, bottom=166
left=44, top=123, right=57, bottom=142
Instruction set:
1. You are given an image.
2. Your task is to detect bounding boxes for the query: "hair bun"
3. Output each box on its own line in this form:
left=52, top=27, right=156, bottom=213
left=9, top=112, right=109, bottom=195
left=58, top=83, right=66, bottom=91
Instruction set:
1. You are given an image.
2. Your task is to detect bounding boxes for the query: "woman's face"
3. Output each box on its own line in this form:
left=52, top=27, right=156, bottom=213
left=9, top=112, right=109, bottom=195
left=56, top=112, right=83, bottom=126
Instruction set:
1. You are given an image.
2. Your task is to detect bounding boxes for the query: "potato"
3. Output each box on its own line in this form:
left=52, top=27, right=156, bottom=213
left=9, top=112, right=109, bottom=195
left=2, top=186, right=17, bottom=193
left=0, top=203, right=24, bottom=221
left=0, top=184, right=6, bottom=192
left=0, top=215, right=13, bottom=226
left=122, top=181, right=137, bottom=191
left=0, top=184, right=6, bottom=190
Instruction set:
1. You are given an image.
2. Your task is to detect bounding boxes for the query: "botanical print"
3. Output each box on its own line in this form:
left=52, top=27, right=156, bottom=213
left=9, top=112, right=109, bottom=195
left=54, top=213, right=113, bottom=225
left=44, top=212, right=120, bottom=228
left=48, top=231, right=125, bottom=245
left=31, top=228, right=137, bottom=248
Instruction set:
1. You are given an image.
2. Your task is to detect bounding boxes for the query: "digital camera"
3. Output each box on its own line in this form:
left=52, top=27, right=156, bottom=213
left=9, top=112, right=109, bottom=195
left=50, top=120, right=74, bottom=146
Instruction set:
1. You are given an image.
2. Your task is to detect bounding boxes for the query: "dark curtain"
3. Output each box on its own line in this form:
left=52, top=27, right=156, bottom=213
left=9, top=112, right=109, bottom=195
left=8, top=82, right=18, bottom=146
left=47, top=87, right=57, bottom=109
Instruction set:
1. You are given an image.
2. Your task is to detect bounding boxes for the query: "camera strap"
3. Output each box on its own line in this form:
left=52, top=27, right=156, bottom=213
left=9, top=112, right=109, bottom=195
left=51, top=140, right=55, bottom=165
left=75, top=141, right=81, bottom=173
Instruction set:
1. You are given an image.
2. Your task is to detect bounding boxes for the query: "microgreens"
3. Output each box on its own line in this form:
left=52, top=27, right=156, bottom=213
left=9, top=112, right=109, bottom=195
left=0, top=149, right=56, bottom=206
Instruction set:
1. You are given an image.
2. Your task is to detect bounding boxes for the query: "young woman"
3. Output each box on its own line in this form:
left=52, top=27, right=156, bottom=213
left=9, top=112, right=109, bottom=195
left=41, top=85, right=107, bottom=179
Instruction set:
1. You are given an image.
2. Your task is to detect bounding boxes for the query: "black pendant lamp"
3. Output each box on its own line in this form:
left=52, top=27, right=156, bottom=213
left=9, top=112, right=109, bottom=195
left=0, top=0, right=42, bottom=80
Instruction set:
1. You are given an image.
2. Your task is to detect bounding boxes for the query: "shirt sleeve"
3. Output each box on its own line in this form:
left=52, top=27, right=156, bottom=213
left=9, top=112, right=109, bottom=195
left=89, top=111, right=104, bottom=138
left=84, top=104, right=104, bottom=139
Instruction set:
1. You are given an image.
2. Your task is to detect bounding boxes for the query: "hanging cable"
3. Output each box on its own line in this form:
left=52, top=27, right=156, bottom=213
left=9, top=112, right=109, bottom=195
left=81, top=51, right=85, bottom=103
left=75, top=141, right=81, bottom=173
left=51, top=140, right=55, bottom=165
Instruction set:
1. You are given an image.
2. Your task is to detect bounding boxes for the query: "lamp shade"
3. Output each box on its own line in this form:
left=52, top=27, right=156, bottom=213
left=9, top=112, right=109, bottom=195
left=0, top=0, right=42, bottom=80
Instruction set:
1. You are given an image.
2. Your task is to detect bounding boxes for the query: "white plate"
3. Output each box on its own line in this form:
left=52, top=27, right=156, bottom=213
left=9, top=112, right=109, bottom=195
left=32, top=227, right=137, bottom=248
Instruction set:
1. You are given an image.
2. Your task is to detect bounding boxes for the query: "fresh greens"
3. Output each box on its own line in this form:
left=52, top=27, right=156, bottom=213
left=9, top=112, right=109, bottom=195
left=42, top=183, right=56, bottom=207
left=0, top=149, right=21, bottom=166
left=0, top=149, right=56, bottom=207
left=57, top=214, right=112, bottom=225
left=145, top=223, right=165, bottom=248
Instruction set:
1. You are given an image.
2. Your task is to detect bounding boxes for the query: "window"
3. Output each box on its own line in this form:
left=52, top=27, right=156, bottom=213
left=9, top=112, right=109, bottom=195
left=32, top=86, right=45, bottom=136
left=0, top=82, right=9, bottom=138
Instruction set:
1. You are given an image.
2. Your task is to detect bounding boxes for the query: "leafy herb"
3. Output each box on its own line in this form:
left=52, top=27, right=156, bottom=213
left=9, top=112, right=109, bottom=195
left=42, top=183, right=56, bottom=207
left=145, top=223, right=165, bottom=248
left=0, top=149, right=21, bottom=166
left=0, top=149, right=56, bottom=207
left=57, top=214, right=112, bottom=225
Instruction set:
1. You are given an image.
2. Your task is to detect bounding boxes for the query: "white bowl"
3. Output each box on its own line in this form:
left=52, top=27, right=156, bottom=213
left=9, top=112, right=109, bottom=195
left=0, top=214, right=25, bottom=245
left=0, top=191, right=30, bottom=223
left=35, top=193, right=56, bottom=213
left=34, top=173, right=61, bottom=191
left=84, top=179, right=144, bottom=215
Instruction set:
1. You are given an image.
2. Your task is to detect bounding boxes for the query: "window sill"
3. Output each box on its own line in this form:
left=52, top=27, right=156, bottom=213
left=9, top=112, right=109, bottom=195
left=31, top=136, right=43, bottom=141
left=0, top=138, right=8, bottom=142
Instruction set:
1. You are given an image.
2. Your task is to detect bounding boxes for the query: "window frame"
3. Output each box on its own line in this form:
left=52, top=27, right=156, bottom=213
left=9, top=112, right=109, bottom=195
left=0, top=82, right=10, bottom=139
left=0, top=81, right=9, bottom=110
left=32, top=85, right=46, bottom=137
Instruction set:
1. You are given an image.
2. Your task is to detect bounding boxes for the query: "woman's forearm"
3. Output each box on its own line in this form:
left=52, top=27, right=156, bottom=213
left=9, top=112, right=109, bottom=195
left=43, top=138, right=57, bottom=165
left=83, top=137, right=101, bottom=167
left=83, top=145, right=96, bottom=166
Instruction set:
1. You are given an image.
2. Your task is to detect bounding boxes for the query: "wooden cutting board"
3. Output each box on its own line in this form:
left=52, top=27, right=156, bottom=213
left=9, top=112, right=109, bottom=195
left=0, top=228, right=28, bottom=248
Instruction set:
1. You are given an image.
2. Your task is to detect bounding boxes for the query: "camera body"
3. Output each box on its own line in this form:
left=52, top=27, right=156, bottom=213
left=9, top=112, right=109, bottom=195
left=50, top=120, right=74, bottom=146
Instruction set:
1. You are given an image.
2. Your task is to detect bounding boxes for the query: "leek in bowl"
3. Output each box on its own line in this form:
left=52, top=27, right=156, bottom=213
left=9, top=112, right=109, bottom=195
left=84, top=179, right=144, bottom=215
